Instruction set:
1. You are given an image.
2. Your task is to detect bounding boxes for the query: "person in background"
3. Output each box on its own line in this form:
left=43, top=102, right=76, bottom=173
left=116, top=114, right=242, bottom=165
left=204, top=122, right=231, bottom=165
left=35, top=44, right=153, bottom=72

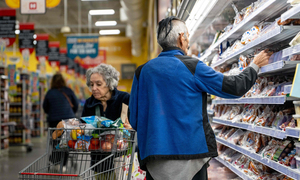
left=82, top=64, right=131, bottom=180
left=43, top=73, right=78, bottom=168
left=129, top=16, right=272, bottom=180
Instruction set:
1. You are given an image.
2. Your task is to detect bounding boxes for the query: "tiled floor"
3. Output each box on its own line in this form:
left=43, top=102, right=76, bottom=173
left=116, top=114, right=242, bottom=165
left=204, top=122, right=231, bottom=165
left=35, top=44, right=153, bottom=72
left=0, top=136, right=240, bottom=180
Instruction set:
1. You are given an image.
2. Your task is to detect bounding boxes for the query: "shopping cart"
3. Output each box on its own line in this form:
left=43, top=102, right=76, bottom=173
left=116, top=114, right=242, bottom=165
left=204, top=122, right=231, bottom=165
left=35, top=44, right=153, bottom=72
left=19, top=126, right=136, bottom=180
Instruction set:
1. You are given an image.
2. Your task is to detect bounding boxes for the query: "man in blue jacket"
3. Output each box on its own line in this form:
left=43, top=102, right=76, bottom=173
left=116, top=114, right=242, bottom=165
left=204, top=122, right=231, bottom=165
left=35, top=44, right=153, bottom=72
left=129, top=16, right=272, bottom=180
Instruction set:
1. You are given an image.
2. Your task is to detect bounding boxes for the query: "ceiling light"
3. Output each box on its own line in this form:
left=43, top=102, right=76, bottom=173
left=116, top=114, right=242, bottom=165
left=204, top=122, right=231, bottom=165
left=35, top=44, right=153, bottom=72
left=95, top=21, right=117, bottom=26
left=61, top=26, right=71, bottom=33
left=99, top=29, right=120, bottom=35
left=15, top=30, right=20, bottom=34
left=89, top=9, right=115, bottom=15
left=82, top=0, right=108, bottom=1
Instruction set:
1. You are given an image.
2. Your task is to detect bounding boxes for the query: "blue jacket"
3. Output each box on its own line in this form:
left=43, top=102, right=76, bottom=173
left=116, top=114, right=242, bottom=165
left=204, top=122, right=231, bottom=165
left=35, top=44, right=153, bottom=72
left=129, top=47, right=258, bottom=167
left=81, top=88, right=130, bottom=120
left=43, top=87, right=78, bottom=122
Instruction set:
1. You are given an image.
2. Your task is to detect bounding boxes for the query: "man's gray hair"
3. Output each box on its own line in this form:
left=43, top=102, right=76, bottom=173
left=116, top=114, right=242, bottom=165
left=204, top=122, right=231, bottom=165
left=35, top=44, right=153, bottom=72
left=86, top=64, right=120, bottom=90
left=157, top=18, right=188, bottom=50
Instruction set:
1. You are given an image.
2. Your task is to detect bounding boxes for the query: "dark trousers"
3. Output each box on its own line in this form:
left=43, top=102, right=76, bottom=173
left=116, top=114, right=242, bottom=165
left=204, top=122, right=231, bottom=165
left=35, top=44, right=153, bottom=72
left=146, top=162, right=208, bottom=180
left=48, top=121, right=69, bottom=166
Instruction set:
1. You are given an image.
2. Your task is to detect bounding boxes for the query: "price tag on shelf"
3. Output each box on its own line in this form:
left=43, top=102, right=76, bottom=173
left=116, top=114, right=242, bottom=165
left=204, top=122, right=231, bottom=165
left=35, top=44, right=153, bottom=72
left=291, top=64, right=300, bottom=98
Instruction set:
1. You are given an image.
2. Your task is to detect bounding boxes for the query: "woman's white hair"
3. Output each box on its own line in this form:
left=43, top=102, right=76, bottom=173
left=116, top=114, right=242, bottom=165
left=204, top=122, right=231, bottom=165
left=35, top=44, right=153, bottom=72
left=86, top=64, right=120, bottom=90
left=157, top=17, right=188, bottom=50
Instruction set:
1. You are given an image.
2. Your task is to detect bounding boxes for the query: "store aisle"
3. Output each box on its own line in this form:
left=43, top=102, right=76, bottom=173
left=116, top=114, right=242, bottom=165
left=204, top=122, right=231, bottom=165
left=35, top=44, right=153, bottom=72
left=0, top=136, right=240, bottom=180
left=0, top=137, right=47, bottom=180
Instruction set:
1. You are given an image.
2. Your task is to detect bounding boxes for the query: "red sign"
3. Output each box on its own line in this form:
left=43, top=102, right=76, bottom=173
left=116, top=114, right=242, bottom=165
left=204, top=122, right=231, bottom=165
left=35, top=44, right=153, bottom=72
left=35, top=34, right=49, bottom=61
left=0, top=9, right=16, bottom=47
left=48, top=41, right=60, bottom=67
left=29, top=2, right=37, bottom=10
left=78, top=49, right=106, bottom=69
left=19, top=23, right=35, bottom=54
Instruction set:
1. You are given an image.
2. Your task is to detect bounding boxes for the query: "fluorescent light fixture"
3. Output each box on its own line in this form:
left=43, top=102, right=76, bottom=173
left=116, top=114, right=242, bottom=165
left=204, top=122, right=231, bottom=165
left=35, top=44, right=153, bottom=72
left=33, top=34, right=37, bottom=39
left=95, top=21, right=117, bottom=26
left=89, top=9, right=115, bottom=15
left=15, top=30, right=20, bottom=34
left=82, top=0, right=107, bottom=1
left=99, top=29, right=120, bottom=35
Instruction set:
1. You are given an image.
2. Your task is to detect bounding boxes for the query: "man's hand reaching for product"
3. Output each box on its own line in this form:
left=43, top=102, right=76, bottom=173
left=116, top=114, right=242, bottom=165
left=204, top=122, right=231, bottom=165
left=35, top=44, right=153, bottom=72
left=253, top=49, right=273, bottom=68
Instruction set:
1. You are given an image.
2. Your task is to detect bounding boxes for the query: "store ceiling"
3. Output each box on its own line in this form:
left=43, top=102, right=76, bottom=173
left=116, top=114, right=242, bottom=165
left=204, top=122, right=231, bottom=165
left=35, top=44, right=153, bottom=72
left=0, top=0, right=125, bottom=38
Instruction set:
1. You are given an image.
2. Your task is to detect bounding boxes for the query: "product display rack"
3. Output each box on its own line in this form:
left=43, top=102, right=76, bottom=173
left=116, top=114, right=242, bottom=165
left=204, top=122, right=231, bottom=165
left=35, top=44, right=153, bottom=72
left=214, top=157, right=252, bottom=180
left=216, top=137, right=300, bottom=179
left=9, top=73, right=32, bottom=152
left=181, top=0, right=300, bottom=179
left=0, top=74, right=10, bottom=156
left=211, top=25, right=300, bottom=68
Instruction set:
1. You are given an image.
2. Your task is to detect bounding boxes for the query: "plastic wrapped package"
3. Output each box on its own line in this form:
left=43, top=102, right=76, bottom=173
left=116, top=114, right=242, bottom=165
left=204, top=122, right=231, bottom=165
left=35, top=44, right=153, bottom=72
left=224, top=128, right=237, bottom=140
left=289, top=54, right=300, bottom=61
left=229, top=106, right=242, bottom=120
left=272, top=111, right=285, bottom=129
left=242, top=3, right=253, bottom=19
left=234, top=13, right=244, bottom=26
left=238, top=55, right=250, bottom=71
left=255, top=105, right=271, bottom=126
left=232, top=40, right=244, bottom=53
left=218, top=126, right=230, bottom=138
left=243, top=105, right=259, bottom=123
left=253, top=0, right=268, bottom=11
left=221, top=106, right=232, bottom=120
left=254, top=134, right=262, bottom=153
left=241, top=30, right=251, bottom=45
left=228, top=129, right=246, bottom=144
left=261, top=139, right=280, bottom=159
left=287, top=0, right=300, bottom=5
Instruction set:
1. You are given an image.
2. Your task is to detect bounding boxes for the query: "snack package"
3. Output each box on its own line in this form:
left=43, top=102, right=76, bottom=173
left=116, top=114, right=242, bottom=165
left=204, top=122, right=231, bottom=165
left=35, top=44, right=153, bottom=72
left=242, top=4, right=253, bottom=20
left=244, top=132, right=256, bottom=148
left=272, top=111, right=285, bottom=129
left=224, top=128, right=236, bottom=140
left=241, top=30, right=251, bottom=45
left=81, top=116, right=101, bottom=128
left=289, top=31, right=300, bottom=46
left=238, top=55, right=250, bottom=71
left=228, top=129, right=245, bottom=144
left=229, top=106, right=242, bottom=120
left=254, top=134, right=262, bottom=153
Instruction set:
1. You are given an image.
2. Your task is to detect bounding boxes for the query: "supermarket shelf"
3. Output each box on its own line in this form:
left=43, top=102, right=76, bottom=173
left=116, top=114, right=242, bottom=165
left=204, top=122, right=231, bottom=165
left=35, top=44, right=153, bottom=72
left=9, top=113, right=22, bottom=116
left=282, top=44, right=300, bottom=58
left=258, top=60, right=299, bottom=76
left=284, top=85, right=293, bottom=94
left=1, top=88, right=8, bottom=91
left=200, top=50, right=218, bottom=62
left=1, top=111, right=9, bottom=114
left=281, top=3, right=300, bottom=22
left=212, top=96, right=300, bottom=105
left=211, top=26, right=300, bottom=68
left=9, top=133, right=22, bottom=136
left=213, top=118, right=286, bottom=139
left=10, top=102, right=22, bottom=105
left=209, top=0, right=287, bottom=52
left=1, top=122, right=16, bottom=126
left=214, top=157, right=252, bottom=180
left=207, top=110, right=214, bottom=116
left=0, top=75, right=8, bottom=79
left=216, top=137, right=300, bottom=179
left=285, top=127, right=300, bottom=138
left=1, top=135, right=9, bottom=139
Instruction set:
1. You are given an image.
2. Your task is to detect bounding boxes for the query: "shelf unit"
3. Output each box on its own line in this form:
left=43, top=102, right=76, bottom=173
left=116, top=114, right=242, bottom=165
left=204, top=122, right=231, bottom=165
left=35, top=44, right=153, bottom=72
left=185, top=0, right=300, bottom=178
left=282, top=44, right=300, bottom=58
left=214, top=157, right=252, bottom=180
left=212, top=96, right=299, bottom=105
left=281, top=3, right=300, bottom=22
left=216, top=137, right=300, bottom=179
left=38, top=77, right=47, bottom=137
left=212, top=117, right=300, bottom=139
left=211, top=26, right=300, bottom=68
left=0, top=74, right=10, bottom=156
left=9, top=73, right=32, bottom=152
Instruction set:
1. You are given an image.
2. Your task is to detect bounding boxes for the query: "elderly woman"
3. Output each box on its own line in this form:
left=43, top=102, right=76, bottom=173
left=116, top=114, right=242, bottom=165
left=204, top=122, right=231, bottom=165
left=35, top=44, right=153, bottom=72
left=82, top=64, right=130, bottom=179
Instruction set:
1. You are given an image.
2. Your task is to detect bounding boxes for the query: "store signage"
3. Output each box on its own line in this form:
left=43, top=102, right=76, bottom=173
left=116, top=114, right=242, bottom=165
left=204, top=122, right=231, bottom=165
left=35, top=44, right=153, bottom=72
left=20, top=0, right=46, bottom=15
left=121, top=63, right=136, bottom=79
left=0, top=9, right=16, bottom=47
left=6, top=0, right=60, bottom=9
left=79, top=49, right=106, bottom=69
left=48, top=41, right=60, bottom=67
left=67, top=35, right=99, bottom=59
left=19, top=23, right=35, bottom=54
left=35, top=34, right=49, bottom=61
left=59, top=48, right=68, bottom=72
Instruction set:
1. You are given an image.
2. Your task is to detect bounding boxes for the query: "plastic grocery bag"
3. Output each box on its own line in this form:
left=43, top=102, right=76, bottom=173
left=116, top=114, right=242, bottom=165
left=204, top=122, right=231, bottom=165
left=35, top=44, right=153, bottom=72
left=116, top=153, right=146, bottom=180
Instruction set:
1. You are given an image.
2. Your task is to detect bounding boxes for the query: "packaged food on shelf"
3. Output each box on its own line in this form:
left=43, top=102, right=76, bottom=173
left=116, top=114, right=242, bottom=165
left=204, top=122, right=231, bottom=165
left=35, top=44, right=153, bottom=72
left=228, top=129, right=245, bottom=145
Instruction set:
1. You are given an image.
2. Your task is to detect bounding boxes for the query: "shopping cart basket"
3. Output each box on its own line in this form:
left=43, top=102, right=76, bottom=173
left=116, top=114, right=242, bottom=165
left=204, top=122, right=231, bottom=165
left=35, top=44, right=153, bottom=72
left=19, top=126, right=136, bottom=180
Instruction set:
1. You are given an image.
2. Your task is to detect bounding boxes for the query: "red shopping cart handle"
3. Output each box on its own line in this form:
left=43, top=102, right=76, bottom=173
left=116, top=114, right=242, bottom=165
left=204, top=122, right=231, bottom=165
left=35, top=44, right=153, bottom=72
left=21, top=172, right=79, bottom=177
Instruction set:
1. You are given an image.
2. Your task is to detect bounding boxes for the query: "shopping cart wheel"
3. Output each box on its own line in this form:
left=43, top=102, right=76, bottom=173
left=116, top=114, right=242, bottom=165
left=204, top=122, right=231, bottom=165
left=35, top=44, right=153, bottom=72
left=27, top=146, right=32, bottom=152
